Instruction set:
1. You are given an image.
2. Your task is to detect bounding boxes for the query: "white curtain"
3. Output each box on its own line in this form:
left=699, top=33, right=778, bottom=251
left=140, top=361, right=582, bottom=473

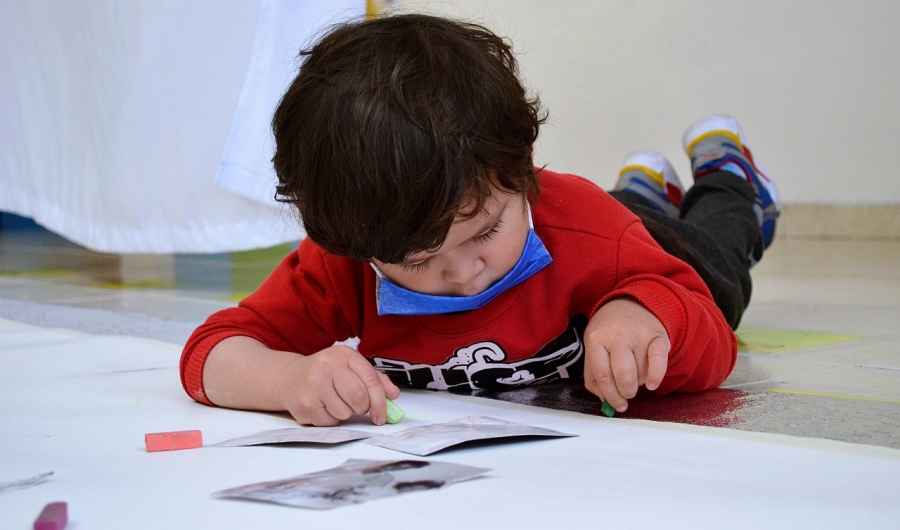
left=0, top=0, right=365, bottom=254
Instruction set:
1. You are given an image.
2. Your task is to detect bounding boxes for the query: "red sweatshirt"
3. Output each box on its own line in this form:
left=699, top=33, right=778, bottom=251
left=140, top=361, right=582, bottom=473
left=180, top=169, right=736, bottom=404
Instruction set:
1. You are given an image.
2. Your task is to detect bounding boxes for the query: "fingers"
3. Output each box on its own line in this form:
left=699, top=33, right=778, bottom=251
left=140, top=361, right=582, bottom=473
left=584, top=343, right=628, bottom=413
left=378, top=371, right=401, bottom=400
left=644, top=335, right=670, bottom=391
left=608, top=344, right=640, bottom=400
left=329, top=371, right=367, bottom=418
left=300, top=403, right=343, bottom=427
left=291, top=376, right=351, bottom=426
left=584, top=328, right=669, bottom=413
left=284, top=346, right=395, bottom=427
left=584, top=298, right=672, bottom=414
left=346, top=356, right=389, bottom=425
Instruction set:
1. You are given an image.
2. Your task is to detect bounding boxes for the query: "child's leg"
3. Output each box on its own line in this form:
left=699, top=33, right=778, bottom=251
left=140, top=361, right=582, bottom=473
left=611, top=175, right=757, bottom=330
left=610, top=116, right=779, bottom=330
left=667, top=171, right=760, bottom=329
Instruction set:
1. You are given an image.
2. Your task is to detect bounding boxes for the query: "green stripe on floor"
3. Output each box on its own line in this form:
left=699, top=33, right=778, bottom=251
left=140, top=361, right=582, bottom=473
left=736, top=327, right=860, bottom=353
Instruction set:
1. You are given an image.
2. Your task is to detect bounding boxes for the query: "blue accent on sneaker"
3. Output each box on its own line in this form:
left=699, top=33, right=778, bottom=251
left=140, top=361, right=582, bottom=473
left=696, top=150, right=778, bottom=251
left=718, top=161, right=748, bottom=179
left=621, top=176, right=677, bottom=215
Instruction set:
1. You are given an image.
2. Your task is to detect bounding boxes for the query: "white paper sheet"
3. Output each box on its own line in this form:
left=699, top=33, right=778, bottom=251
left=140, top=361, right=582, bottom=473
left=211, top=427, right=371, bottom=447
left=364, top=416, right=577, bottom=456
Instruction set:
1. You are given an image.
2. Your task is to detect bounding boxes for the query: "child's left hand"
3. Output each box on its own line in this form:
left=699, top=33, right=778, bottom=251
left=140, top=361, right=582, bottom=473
left=583, top=297, right=670, bottom=413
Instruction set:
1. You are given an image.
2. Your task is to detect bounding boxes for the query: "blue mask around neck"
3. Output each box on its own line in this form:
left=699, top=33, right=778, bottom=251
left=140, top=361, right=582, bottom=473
left=371, top=205, right=552, bottom=316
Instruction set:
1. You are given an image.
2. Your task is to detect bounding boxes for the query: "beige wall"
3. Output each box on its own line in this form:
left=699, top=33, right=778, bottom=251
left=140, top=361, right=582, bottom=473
left=391, top=0, right=900, bottom=211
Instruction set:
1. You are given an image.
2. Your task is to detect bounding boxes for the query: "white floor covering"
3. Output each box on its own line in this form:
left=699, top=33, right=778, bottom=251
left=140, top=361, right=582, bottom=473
left=2, top=317, right=898, bottom=530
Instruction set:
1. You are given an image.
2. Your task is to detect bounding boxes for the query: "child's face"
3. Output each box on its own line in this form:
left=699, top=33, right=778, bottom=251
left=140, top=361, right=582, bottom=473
left=372, top=188, right=530, bottom=297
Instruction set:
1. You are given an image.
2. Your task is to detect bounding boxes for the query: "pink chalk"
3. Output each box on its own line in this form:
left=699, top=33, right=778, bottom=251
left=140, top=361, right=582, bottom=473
left=33, top=501, right=67, bottom=530
left=144, top=430, right=203, bottom=452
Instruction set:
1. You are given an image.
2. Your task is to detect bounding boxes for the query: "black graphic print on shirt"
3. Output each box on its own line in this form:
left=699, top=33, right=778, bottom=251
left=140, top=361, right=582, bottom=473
left=371, top=315, right=587, bottom=391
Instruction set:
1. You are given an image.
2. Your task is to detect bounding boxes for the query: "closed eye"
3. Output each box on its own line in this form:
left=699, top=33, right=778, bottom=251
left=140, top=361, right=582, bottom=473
left=398, top=257, right=434, bottom=272
left=473, top=220, right=503, bottom=244
left=397, top=218, right=503, bottom=272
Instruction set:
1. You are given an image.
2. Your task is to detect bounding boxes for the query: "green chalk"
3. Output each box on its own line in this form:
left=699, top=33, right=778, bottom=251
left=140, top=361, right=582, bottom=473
left=600, top=400, right=616, bottom=418
left=385, top=398, right=405, bottom=424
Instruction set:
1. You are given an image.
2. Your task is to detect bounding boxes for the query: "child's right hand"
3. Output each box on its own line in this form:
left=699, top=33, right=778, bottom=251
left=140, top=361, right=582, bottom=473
left=277, top=345, right=400, bottom=427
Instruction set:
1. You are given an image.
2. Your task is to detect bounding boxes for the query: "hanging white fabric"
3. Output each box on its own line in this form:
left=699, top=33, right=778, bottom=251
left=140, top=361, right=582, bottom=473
left=215, top=0, right=365, bottom=206
left=0, top=0, right=364, bottom=254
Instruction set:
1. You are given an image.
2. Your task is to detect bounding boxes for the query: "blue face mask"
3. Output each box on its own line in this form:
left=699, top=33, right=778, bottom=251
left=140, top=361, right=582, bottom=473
left=371, top=204, right=552, bottom=316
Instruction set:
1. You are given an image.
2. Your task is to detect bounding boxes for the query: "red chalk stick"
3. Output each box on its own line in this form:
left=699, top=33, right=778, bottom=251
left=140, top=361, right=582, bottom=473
left=145, top=430, right=203, bottom=452
left=34, top=501, right=67, bottom=530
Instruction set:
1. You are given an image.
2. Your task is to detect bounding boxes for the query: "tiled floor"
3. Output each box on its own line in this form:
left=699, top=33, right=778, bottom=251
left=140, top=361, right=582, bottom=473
left=1, top=227, right=898, bottom=449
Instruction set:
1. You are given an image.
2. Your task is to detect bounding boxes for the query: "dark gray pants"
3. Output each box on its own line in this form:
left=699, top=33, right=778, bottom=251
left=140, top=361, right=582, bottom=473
left=609, top=171, right=760, bottom=330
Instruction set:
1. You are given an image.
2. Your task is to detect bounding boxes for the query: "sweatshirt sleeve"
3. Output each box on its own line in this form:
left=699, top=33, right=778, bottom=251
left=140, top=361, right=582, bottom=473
left=592, top=220, right=738, bottom=394
left=179, top=241, right=363, bottom=405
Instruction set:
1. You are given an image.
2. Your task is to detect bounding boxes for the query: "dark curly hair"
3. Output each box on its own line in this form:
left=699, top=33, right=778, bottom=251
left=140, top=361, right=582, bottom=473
left=272, top=13, right=546, bottom=263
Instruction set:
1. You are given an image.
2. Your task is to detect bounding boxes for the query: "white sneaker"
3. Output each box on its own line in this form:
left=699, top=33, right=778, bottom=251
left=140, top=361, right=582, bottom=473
left=614, top=150, right=685, bottom=217
left=683, top=114, right=780, bottom=250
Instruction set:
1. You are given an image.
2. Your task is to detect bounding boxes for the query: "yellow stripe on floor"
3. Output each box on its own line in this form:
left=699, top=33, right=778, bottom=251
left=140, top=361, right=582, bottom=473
left=766, top=388, right=900, bottom=403
left=737, top=327, right=860, bottom=353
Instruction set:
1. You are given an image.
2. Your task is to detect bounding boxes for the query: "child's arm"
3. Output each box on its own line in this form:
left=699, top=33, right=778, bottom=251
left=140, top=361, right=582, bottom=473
left=180, top=240, right=398, bottom=425
left=583, top=297, right=670, bottom=413
left=578, top=216, right=737, bottom=411
left=202, top=335, right=400, bottom=426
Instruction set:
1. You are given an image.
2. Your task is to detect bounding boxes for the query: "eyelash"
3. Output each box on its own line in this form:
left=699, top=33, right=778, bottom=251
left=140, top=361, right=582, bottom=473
left=473, top=221, right=502, bottom=243
left=398, top=220, right=503, bottom=273
left=399, top=258, right=434, bottom=273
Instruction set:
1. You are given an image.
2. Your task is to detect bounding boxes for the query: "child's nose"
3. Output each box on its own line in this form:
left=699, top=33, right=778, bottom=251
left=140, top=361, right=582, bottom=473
left=442, top=256, right=485, bottom=287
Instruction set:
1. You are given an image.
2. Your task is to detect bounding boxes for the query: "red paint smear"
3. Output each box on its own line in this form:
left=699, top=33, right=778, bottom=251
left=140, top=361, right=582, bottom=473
left=616, top=389, right=748, bottom=427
